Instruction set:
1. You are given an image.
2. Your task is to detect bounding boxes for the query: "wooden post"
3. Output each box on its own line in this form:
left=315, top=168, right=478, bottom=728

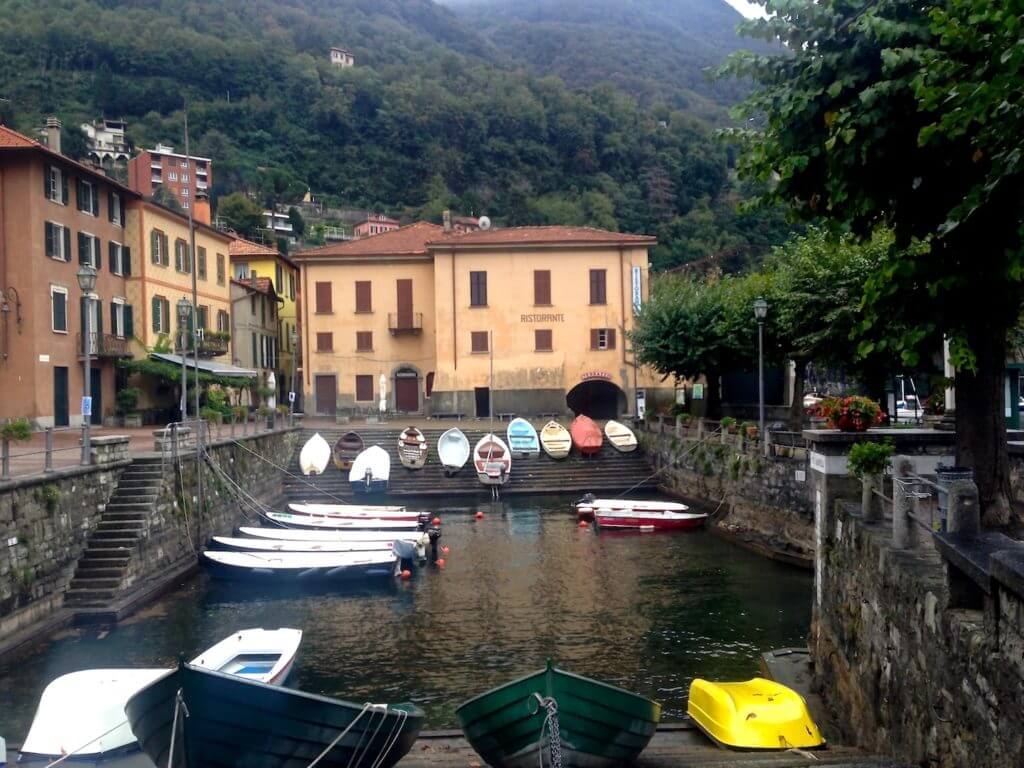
left=44, top=427, right=53, bottom=473
left=861, top=474, right=879, bottom=522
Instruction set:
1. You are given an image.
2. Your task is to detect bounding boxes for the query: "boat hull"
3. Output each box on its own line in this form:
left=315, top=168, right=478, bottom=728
left=264, top=511, right=417, bottom=531
left=438, top=428, right=471, bottom=476
left=540, top=421, right=572, bottom=459
left=125, top=663, right=424, bottom=768
left=456, top=663, right=660, bottom=768
left=287, top=503, right=417, bottom=521
left=604, top=420, right=638, bottom=453
left=333, top=432, right=364, bottom=471
left=570, top=416, right=603, bottom=456
left=507, top=418, right=540, bottom=459
left=593, top=512, right=707, bottom=531
left=474, top=434, right=512, bottom=486
left=202, top=551, right=398, bottom=581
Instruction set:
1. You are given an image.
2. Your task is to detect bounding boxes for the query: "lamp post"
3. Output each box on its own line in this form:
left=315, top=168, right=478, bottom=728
left=177, top=297, right=191, bottom=420
left=289, top=328, right=298, bottom=418
left=753, top=297, right=768, bottom=456
left=76, top=265, right=97, bottom=465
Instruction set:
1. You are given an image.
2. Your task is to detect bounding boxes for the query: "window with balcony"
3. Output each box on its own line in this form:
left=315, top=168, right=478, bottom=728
left=217, top=310, right=229, bottom=333
left=110, top=299, right=128, bottom=338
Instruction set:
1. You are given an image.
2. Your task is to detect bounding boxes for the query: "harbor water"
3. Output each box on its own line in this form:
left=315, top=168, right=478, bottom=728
left=0, top=493, right=811, bottom=740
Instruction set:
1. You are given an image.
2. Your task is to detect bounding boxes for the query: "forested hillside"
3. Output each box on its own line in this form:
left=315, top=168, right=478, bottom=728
left=0, top=0, right=789, bottom=270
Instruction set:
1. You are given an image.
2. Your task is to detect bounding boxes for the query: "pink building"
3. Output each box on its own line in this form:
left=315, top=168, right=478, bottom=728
left=354, top=214, right=399, bottom=238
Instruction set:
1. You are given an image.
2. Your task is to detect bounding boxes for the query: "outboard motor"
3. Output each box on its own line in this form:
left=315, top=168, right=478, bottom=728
left=576, top=492, right=596, bottom=507
left=418, top=511, right=432, bottom=531
left=427, top=526, right=442, bottom=562
left=363, top=470, right=372, bottom=492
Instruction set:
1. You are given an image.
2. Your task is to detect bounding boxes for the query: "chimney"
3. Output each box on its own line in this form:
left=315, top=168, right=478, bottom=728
left=442, top=209, right=452, bottom=233
left=45, top=116, right=62, bottom=155
left=194, top=190, right=211, bottom=226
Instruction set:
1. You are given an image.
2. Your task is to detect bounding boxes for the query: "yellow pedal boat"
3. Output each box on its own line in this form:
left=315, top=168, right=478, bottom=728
left=687, top=677, right=825, bottom=751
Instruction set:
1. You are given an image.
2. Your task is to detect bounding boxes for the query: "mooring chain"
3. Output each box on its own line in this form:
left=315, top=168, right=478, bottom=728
left=531, top=693, right=562, bottom=768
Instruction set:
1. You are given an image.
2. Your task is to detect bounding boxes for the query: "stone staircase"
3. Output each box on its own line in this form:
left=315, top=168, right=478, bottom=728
left=65, top=457, right=165, bottom=608
left=285, top=427, right=659, bottom=501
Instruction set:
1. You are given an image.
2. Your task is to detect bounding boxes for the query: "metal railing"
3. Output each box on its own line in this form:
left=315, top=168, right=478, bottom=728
left=1, top=425, right=92, bottom=480
left=642, top=414, right=809, bottom=458
left=77, top=332, right=132, bottom=357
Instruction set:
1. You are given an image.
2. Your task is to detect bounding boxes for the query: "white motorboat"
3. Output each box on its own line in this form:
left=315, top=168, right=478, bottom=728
left=19, top=628, right=301, bottom=761
left=438, top=428, right=471, bottom=476
left=397, top=426, right=428, bottom=469
left=506, top=418, right=541, bottom=459
left=604, top=420, right=638, bottom=453
left=212, top=536, right=400, bottom=553
left=287, top=502, right=418, bottom=521
left=202, top=550, right=398, bottom=580
left=237, top=526, right=429, bottom=560
left=264, top=510, right=418, bottom=531
left=299, top=433, right=331, bottom=475
left=348, top=445, right=391, bottom=493
left=575, top=495, right=692, bottom=520
left=474, top=433, right=511, bottom=486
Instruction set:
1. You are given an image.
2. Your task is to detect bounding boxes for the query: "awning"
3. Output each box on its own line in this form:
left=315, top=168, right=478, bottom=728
left=151, top=353, right=257, bottom=378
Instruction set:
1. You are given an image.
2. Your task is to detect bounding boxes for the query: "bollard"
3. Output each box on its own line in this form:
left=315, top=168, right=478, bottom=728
left=1, top=437, right=9, bottom=480
left=892, top=456, right=917, bottom=548
left=861, top=474, right=879, bottom=522
left=697, top=418, right=704, bottom=440
left=171, top=423, right=179, bottom=462
left=44, top=427, right=53, bottom=473
left=946, top=480, right=980, bottom=538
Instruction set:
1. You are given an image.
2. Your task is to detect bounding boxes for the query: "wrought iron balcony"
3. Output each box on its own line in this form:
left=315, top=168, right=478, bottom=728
left=178, top=333, right=230, bottom=358
left=388, top=312, right=423, bottom=335
left=78, top=332, right=132, bottom=358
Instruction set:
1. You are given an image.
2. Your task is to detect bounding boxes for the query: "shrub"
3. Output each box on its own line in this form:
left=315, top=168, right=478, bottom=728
left=34, top=483, right=60, bottom=513
left=276, top=404, right=290, bottom=416
left=200, top=407, right=223, bottom=424
left=233, top=405, right=249, bottom=422
left=115, top=388, right=142, bottom=416
left=720, top=416, right=737, bottom=428
left=256, top=405, right=271, bottom=418
left=848, top=439, right=894, bottom=479
left=1, top=418, right=32, bottom=441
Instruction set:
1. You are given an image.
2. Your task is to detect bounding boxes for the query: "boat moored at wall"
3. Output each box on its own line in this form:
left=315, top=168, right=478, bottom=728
left=575, top=495, right=692, bottom=521
left=263, top=510, right=419, bottom=531
left=202, top=550, right=398, bottom=580
left=287, top=502, right=418, bottom=521
left=593, top=507, right=708, bottom=531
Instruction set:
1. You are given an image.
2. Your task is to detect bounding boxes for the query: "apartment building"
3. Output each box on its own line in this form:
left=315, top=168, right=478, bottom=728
left=127, top=144, right=211, bottom=212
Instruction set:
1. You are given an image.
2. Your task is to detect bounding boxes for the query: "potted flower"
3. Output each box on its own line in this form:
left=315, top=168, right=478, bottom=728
left=743, top=421, right=759, bottom=439
left=848, top=438, right=894, bottom=519
left=720, top=416, right=738, bottom=434
left=818, top=396, right=884, bottom=432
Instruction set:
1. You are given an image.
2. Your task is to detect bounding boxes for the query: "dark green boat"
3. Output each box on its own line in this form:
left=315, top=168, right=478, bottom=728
left=456, top=660, right=661, bottom=768
left=124, top=661, right=423, bottom=768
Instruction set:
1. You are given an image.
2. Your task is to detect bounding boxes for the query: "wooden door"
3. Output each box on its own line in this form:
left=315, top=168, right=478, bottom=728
left=315, top=375, right=337, bottom=415
left=396, top=279, right=413, bottom=329
left=53, top=367, right=69, bottom=427
left=395, top=371, right=419, bottom=412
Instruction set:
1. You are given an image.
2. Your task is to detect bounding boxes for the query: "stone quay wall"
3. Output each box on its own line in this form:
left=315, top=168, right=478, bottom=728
left=0, top=440, right=130, bottom=637
left=640, top=417, right=814, bottom=562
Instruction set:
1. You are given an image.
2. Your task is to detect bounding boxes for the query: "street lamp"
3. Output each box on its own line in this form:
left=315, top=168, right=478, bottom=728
left=77, top=265, right=97, bottom=465
left=289, top=328, right=299, bottom=417
left=753, top=297, right=768, bottom=456
left=177, top=297, right=191, bottom=420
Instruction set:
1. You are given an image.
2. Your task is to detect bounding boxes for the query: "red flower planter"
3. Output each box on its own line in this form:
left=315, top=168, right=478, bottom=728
left=830, top=414, right=870, bottom=432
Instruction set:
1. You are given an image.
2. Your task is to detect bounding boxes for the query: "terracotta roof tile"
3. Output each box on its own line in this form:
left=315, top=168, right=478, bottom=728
left=0, top=125, right=37, bottom=148
left=230, top=237, right=280, bottom=258
left=294, top=221, right=444, bottom=259
left=231, top=276, right=276, bottom=295
left=427, top=225, right=656, bottom=247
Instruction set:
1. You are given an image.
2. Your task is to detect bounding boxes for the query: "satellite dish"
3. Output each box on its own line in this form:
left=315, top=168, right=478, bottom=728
left=478, top=215, right=491, bottom=230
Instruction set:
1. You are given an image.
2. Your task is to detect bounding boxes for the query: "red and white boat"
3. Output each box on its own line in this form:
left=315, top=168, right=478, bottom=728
left=575, top=495, right=691, bottom=520
left=287, top=502, right=419, bottom=521
left=593, top=506, right=707, bottom=531
left=570, top=415, right=603, bottom=455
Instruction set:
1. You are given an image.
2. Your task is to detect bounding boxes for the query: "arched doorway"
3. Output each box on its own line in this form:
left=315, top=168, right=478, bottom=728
left=393, top=367, right=420, bottom=413
left=566, top=380, right=626, bottom=419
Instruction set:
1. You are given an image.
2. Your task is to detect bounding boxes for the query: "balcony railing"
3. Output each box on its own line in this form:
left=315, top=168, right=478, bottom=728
left=178, top=334, right=230, bottom=358
left=78, top=332, right=132, bottom=357
left=388, top=312, right=423, bottom=335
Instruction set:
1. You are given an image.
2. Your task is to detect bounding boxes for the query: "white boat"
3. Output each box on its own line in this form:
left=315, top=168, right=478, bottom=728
left=287, top=502, right=418, bottom=520
left=349, top=444, right=391, bottom=493
left=202, top=550, right=398, bottom=580
left=438, top=428, right=471, bottom=476
left=575, top=496, right=692, bottom=520
left=397, top=426, right=428, bottom=469
left=264, top=510, right=418, bottom=531
left=212, top=536, right=400, bottom=553
left=238, top=526, right=429, bottom=560
left=474, top=433, right=512, bottom=486
left=299, top=432, right=331, bottom=475
left=506, top=417, right=541, bottom=459
left=604, top=420, right=638, bottom=453
left=19, top=628, right=301, bottom=761
left=540, top=420, right=571, bottom=459
left=593, top=507, right=708, bottom=531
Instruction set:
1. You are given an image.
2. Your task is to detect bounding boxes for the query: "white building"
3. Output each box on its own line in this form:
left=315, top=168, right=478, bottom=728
left=330, top=47, right=355, bottom=67
left=80, top=118, right=131, bottom=165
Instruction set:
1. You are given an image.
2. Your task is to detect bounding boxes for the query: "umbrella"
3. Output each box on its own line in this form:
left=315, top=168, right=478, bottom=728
left=379, top=373, right=387, bottom=415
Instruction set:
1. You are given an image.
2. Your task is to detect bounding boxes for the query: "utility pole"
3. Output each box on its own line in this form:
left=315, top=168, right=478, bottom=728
left=184, top=102, right=204, bottom=545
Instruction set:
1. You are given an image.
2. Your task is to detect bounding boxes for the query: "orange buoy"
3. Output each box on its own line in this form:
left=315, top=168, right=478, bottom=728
left=441, top=545, right=450, bottom=554
left=432, top=516, right=442, bottom=526
left=400, top=569, right=412, bottom=580
left=436, top=558, right=446, bottom=568
left=475, top=511, right=484, bottom=520
left=578, top=519, right=589, bottom=528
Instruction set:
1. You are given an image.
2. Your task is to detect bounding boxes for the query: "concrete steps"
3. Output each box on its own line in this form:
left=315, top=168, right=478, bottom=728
left=65, top=460, right=167, bottom=608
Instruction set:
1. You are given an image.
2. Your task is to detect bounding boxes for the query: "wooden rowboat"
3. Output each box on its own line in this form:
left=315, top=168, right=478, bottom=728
left=456, top=659, right=661, bottom=768
left=299, top=433, right=331, bottom=475
left=506, top=418, right=540, bottom=459
left=397, top=426, right=428, bottom=470
left=575, top=496, right=691, bottom=521
left=333, top=431, right=364, bottom=471
left=474, top=433, right=511, bottom=486
left=604, top=420, right=638, bottom=453
left=438, top=428, right=471, bottom=476
left=570, top=415, right=602, bottom=455
left=263, top=511, right=417, bottom=531
left=539, top=420, right=571, bottom=459
left=125, top=662, right=424, bottom=768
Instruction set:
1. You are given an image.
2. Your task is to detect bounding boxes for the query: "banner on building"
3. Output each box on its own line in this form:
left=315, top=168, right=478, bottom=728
left=631, top=266, right=643, bottom=315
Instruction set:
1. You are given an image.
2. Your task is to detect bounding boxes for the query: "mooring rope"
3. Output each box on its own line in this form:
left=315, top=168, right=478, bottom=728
left=166, top=688, right=189, bottom=768
left=42, top=719, right=130, bottom=768
left=531, top=694, right=562, bottom=768
left=368, top=709, right=408, bottom=768
left=228, top=437, right=358, bottom=507
left=202, top=450, right=280, bottom=523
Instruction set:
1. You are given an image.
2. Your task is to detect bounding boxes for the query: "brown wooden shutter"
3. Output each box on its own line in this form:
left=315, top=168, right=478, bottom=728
left=534, top=270, right=551, bottom=305
left=316, top=332, right=333, bottom=351
left=589, top=269, right=607, bottom=304
left=425, top=372, right=434, bottom=398
left=535, top=329, right=552, bottom=351
left=315, top=281, right=332, bottom=313
left=356, top=331, right=372, bottom=351
left=590, top=329, right=599, bottom=349
left=470, top=271, right=487, bottom=306
left=607, top=328, right=616, bottom=349
left=471, top=331, right=489, bottom=353
left=355, top=281, right=371, bottom=312
left=355, top=375, right=373, bottom=401
left=396, top=279, right=413, bottom=328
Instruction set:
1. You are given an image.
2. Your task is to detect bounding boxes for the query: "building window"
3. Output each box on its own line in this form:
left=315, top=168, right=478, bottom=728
left=251, top=332, right=258, bottom=366
left=174, top=238, right=191, bottom=273
left=534, top=270, right=551, bottom=306
left=51, top=286, right=68, bottom=333
left=425, top=372, right=435, bottom=398
left=216, top=253, right=226, bottom=285
left=168, top=171, right=178, bottom=181
left=109, top=191, right=123, bottom=226
left=356, top=331, right=372, bottom=352
left=181, top=201, right=189, bottom=209
left=151, top=230, right=169, bottom=266
left=355, top=375, right=374, bottom=402
left=234, top=263, right=250, bottom=280
left=181, top=188, right=189, bottom=198
left=471, top=331, right=489, bottom=353
left=108, top=241, right=131, bottom=276
left=589, top=269, right=607, bottom=305
left=316, top=332, right=333, bottom=352
left=44, top=164, right=68, bottom=204
left=77, top=232, right=100, bottom=268
left=355, top=281, right=372, bottom=313
left=470, top=271, right=487, bottom=307
left=197, top=305, right=209, bottom=330
left=182, top=173, right=189, bottom=183
left=276, top=263, right=283, bottom=293
left=180, top=160, right=189, bottom=168
left=152, top=295, right=170, bottom=333
left=289, top=273, right=295, bottom=301
left=315, top=281, right=333, bottom=313
left=45, top=221, right=71, bottom=261
left=591, top=328, right=616, bottom=350
left=535, top=329, right=553, bottom=352
left=197, top=247, right=207, bottom=280
left=217, top=310, right=229, bottom=333
left=111, top=299, right=127, bottom=338
left=76, top=179, right=99, bottom=216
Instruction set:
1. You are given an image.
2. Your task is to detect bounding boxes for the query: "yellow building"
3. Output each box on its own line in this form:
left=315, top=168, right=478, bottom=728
left=229, top=238, right=300, bottom=402
left=295, top=223, right=670, bottom=418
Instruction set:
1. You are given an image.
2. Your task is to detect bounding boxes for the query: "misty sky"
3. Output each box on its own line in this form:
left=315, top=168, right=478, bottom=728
left=723, top=0, right=768, bottom=18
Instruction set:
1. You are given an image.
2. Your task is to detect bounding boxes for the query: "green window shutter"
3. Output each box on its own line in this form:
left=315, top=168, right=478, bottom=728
left=63, top=227, right=71, bottom=261
left=162, top=234, right=169, bottom=266
left=76, top=179, right=85, bottom=212
left=152, top=296, right=161, bottom=332
left=108, top=190, right=114, bottom=222
left=109, top=241, right=117, bottom=273
left=43, top=163, right=52, bottom=198
left=45, top=222, right=55, bottom=257
left=124, top=304, right=134, bottom=338
left=151, top=230, right=159, bottom=264
left=92, top=188, right=99, bottom=216
left=61, top=171, right=69, bottom=204
left=110, top=302, right=117, bottom=336
left=123, top=246, right=132, bottom=276
left=94, top=237, right=102, bottom=270
left=78, top=232, right=89, bottom=264
left=95, top=299, right=102, bottom=336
